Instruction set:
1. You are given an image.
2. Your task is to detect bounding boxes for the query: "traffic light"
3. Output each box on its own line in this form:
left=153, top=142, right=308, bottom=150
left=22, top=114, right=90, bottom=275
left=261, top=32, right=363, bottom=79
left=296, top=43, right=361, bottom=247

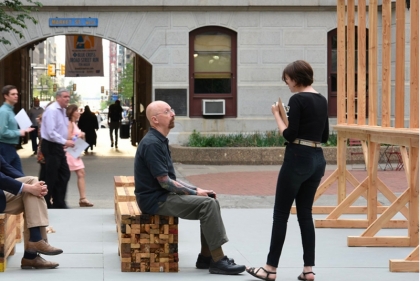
left=53, top=83, right=57, bottom=92
left=60, top=64, right=65, bottom=75
left=47, top=64, right=56, bottom=77
left=101, top=86, right=104, bottom=93
left=73, top=84, right=76, bottom=91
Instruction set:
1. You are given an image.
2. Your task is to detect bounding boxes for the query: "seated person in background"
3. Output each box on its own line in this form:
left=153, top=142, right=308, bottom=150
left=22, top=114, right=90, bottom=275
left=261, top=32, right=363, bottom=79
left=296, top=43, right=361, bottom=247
left=134, top=100, right=245, bottom=275
left=0, top=155, right=63, bottom=269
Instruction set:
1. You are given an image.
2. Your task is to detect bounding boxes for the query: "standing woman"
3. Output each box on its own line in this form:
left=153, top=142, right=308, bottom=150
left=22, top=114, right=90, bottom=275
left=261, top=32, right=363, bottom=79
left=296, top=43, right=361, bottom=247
left=78, top=105, right=98, bottom=154
left=65, top=104, right=94, bottom=207
left=247, top=60, right=328, bottom=281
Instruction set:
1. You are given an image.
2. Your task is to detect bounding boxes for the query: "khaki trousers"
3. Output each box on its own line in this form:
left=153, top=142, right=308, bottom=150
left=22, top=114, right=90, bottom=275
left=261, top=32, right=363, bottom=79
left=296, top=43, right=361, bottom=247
left=156, top=194, right=229, bottom=251
left=3, top=176, right=49, bottom=250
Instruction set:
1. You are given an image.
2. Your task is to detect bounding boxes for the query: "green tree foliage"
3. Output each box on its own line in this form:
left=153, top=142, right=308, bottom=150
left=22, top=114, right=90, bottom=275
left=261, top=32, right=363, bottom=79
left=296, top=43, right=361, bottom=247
left=118, top=60, right=133, bottom=105
left=33, top=74, right=54, bottom=101
left=66, top=81, right=82, bottom=105
left=0, top=0, right=42, bottom=45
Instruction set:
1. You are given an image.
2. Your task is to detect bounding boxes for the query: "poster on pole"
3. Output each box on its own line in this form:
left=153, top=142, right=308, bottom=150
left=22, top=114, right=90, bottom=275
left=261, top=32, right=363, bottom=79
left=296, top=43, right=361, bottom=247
left=65, top=35, right=104, bottom=77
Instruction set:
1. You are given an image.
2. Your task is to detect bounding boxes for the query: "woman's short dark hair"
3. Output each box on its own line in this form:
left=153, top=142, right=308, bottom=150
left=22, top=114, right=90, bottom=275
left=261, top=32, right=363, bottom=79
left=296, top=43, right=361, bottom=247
left=282, top=60, right=314, bottom=87
left=66, top=104, right=79, bottom=119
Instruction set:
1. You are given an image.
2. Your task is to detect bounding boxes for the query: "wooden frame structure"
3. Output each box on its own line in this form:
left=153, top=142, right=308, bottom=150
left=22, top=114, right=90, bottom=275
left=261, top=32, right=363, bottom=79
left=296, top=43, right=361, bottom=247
left=300, top=0, right=419, bottom=272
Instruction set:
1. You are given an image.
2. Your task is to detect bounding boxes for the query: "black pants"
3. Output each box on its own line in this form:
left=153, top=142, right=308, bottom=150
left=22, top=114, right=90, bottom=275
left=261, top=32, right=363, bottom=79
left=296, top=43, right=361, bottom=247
left=41, top=139, right=70, bottom=209
left=29, top=125, right=39, bottom=152
left=109, top=122, right=120, bottom=143
left=267, top=143, right=326, bottom=267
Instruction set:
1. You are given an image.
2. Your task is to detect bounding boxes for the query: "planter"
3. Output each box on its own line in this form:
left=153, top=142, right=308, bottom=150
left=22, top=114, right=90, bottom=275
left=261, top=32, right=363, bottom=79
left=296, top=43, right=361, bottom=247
left=170, top=145, right=390, bottom=165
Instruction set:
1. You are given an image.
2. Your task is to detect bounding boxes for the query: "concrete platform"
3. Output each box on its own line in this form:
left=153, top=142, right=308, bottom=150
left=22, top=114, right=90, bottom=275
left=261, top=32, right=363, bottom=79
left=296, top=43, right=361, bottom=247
left=2, top=209, right=417, bottom=281
left=6, top=128, right=416, bottom=280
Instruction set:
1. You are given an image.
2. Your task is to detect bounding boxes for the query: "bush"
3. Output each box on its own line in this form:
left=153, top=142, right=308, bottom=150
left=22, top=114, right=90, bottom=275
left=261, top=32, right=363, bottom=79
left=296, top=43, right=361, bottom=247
left=187, top=130, right=338, bottom=147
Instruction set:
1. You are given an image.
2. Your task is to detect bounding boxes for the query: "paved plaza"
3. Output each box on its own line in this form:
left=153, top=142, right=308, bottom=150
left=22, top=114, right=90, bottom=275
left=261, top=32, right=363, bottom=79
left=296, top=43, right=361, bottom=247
left=2, top=128, right=416, bottom=281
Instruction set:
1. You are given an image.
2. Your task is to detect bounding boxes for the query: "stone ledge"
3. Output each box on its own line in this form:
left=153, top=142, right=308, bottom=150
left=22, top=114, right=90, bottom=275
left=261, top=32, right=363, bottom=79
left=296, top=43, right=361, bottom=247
left=170, top=145, right=391, bottom=165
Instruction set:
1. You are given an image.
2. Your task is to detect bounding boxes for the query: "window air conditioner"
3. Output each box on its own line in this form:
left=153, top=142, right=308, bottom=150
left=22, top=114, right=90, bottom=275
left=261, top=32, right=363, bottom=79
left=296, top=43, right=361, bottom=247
left=202, top=99, right=225, bottom=115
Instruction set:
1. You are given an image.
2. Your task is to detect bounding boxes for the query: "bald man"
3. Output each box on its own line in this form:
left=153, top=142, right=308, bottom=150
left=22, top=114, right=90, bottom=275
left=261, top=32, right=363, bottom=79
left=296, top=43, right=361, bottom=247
left=134, top=101, right=245, bottom=275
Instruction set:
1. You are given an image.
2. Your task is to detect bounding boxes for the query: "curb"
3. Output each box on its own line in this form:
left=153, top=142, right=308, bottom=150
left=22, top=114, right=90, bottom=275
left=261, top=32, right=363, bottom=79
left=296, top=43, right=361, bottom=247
left=170, top=145, right=391, bottom=165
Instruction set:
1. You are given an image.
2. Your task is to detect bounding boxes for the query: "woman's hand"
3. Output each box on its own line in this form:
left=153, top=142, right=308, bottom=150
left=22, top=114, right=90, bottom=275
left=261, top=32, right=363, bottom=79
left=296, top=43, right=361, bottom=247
left=271, top=102, right=280, bottom=115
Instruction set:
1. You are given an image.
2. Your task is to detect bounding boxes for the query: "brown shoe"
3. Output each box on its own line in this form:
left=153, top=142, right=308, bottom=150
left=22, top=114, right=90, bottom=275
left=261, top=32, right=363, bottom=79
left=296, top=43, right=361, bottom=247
left=27, top=240, right=63, bottom=255
left=21, top=255, right=59, bottom=269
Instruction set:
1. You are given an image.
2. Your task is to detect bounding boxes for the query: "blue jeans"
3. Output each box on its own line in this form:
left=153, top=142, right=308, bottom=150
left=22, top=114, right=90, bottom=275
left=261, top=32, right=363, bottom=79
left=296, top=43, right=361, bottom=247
left=267, top=143, right=326, bottom=267
left=0, top=142, right=23, bottom=173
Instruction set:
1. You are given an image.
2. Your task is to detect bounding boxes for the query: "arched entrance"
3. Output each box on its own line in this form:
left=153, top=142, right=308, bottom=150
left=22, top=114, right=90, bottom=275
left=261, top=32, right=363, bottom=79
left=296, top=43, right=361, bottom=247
left=0, top=35, right=152, bottom=145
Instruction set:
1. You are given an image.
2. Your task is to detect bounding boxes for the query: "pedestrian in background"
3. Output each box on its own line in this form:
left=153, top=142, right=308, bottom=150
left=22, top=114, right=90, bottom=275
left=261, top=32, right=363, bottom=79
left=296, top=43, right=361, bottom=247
left=107, top=99, right=123, bottom=148
left=28, top=98, right=44, bottom=155
left=78, top=105, right=98, bottom=154
left=36, top=101, right=54, bottom=187
left=246, top=60, right=328, bottom=281
left=65, top=104, right=94, bottom=207
left=94, top=110, right=102, bottom=128
left=0, top=85, right=34, bottom=173
left=41, top=88, right=75, bottom=209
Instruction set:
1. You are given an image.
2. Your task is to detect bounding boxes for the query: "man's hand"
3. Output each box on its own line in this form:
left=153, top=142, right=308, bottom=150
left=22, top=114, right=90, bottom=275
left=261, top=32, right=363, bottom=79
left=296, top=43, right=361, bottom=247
left=64, top=140, right=75, bottom=148
left=22, top=181, right=48, bottom=198
left=20, top=127, right=35, bottom=136
left=196, top=188, right=216, bottom=198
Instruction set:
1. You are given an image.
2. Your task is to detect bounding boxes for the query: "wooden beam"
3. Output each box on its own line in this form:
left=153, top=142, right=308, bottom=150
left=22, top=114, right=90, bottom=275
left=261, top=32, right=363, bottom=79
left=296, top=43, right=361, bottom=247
left=302, top=205, right=388, bottom=214
left=410, top=0, right=419, bottom=128
left=337, top=0, right=346, bottom=124
left=381, top=0, right=392, bottom=127
left=361, top=190, right=409, bottom=237
left=367, top=142, right=380, bottom=225
left=347, top=0, right=356, bottom=124
left=357, top=0, right=367, bottom=125
left=326, top=178, right=368, bottom=219
left=377, top=178, right=409, bottom=219
left=390, top=246, right=419, bottom=272
left=348, top=236, right=411, bottom=247
left=337, top=134, right=347, bottom=203
left=394, top=0, right=406, bottom=128
left=314, top=169, right=339, bottom=202
left=316, top=219, right=407, bottom=229
left=408, top=147, right=419, bottom=246
left=368, top=0, right=378, bottom=125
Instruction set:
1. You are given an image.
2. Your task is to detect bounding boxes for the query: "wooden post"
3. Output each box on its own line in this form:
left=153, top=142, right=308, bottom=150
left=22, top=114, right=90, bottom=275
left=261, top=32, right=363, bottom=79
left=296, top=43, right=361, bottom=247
left=381, top=0, right=392, bottom=127
left=368, top=0, right=378, bottom=125
left=394, top=0, right=406, bottom=128
left=410, top=0, right=419, bottom=129
left=347, top=0, right=356, bottom=124
left=337, top=0, right=346, bottom=124
left=357, top=0, right=367, bottom=125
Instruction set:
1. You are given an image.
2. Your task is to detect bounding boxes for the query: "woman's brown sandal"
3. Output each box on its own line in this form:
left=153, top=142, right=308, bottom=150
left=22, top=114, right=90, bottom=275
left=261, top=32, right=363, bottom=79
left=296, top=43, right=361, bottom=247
left=79, top=198, right=94, bottom=207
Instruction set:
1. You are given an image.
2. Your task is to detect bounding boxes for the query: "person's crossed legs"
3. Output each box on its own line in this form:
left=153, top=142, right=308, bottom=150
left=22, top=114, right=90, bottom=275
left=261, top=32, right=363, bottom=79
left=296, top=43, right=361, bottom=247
left=4, top=176, right=63, bottom=269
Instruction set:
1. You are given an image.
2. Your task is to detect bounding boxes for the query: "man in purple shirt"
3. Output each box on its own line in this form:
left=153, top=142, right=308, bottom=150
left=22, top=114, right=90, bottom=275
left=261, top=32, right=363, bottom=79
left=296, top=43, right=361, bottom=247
left=41, top=89, right=75, bottom=209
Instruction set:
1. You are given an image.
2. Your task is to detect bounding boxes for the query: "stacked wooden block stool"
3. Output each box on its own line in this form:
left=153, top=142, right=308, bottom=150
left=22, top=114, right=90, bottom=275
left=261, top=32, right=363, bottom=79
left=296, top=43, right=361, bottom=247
left=114, top=176, right=179, bottom=272
left=0, top=213, right=23, bottom=272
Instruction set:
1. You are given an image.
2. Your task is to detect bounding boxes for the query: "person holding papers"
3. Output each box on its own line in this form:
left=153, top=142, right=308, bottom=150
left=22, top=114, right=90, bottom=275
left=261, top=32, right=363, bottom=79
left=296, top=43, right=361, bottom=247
left=0, top=85, right=35, bottom=173
left=65, top=104, right=93, bottom=207
left=41, top=88, right=75, bottom=209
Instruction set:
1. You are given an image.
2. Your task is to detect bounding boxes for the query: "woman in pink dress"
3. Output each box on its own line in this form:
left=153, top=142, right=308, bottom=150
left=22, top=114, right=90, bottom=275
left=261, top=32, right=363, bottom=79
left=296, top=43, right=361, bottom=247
left=66, top=104, right=94, bottom=207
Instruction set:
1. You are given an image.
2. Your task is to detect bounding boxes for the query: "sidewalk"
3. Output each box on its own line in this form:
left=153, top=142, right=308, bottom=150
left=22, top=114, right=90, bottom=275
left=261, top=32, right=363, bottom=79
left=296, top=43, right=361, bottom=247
left=7, top=129, right=417, bottom=280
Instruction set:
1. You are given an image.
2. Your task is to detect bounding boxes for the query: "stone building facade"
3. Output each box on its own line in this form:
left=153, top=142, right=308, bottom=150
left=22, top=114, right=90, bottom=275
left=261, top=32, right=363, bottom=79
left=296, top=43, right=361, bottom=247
left=0, top=1, right=412, bottom=144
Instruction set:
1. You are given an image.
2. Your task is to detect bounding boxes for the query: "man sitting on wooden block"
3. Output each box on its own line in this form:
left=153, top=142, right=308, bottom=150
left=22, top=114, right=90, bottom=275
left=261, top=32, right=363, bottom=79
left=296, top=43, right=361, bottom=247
left=0, top=155, right=63, bottom=269
left=134, top=101, right=246, bottom=275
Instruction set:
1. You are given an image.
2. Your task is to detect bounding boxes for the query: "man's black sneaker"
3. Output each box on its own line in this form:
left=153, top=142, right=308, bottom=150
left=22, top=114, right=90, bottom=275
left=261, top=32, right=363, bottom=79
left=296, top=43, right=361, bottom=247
left=196, top=254, right=236, bottom=269
left=196, top=254, right=212, bottom=269
left=209, top=256, right=245, bottom=275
